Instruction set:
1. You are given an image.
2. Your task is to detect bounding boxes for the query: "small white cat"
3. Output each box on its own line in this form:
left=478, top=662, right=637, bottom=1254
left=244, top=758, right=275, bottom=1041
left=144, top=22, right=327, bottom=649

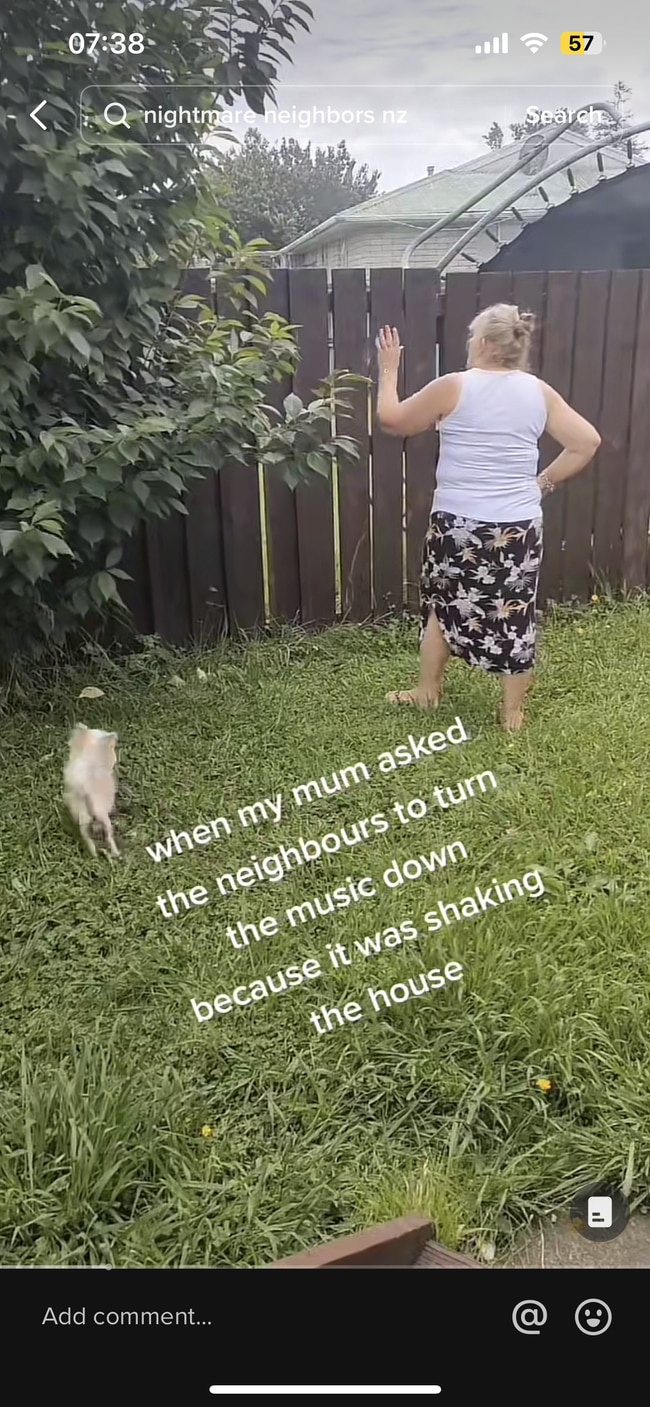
left=64, top=725, right=120, bottom=858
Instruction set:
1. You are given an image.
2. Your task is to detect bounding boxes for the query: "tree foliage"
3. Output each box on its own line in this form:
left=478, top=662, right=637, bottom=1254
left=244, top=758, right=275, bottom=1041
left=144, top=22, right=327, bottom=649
left=208, top=128, right=381, bottom=247
left=0, top=1, right=363, bottom=663
left=482, top=121, right=504, bottom=151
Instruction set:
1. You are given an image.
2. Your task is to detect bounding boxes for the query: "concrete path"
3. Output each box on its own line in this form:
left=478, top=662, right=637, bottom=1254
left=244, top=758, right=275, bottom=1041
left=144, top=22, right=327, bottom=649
left=500, top=1213, right=650, bottom=1268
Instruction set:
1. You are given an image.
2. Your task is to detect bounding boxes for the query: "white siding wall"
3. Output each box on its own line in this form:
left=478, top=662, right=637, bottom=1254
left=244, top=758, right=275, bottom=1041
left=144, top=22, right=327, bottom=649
left=284, top=215, right=543, bottom=271
left=298, top=236, right=348, bottom=268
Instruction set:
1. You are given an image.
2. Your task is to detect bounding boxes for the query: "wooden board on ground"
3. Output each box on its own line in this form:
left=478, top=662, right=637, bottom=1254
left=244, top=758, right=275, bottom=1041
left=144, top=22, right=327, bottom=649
left=270, top=1215, right=482, bottom=1268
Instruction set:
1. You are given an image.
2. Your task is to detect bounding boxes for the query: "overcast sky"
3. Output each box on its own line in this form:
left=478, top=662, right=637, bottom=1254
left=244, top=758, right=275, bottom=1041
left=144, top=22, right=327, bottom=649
left=246, top=0, right=650, bottom=188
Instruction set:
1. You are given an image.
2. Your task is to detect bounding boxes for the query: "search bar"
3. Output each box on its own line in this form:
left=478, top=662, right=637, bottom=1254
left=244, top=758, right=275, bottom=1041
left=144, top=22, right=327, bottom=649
left=79, top=84, right=241, bottom=148
left=79, top=84, right=415, bottom=148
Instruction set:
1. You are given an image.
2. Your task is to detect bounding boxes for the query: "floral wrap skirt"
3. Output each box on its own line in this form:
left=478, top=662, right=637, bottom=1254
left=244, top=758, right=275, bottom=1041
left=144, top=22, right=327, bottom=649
left=420, top=511, right=543, bottom=675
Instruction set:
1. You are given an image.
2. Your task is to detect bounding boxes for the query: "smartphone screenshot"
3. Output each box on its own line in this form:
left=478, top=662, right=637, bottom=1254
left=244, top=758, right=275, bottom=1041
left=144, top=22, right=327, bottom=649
left=1, top=0, right=648, bottom=1399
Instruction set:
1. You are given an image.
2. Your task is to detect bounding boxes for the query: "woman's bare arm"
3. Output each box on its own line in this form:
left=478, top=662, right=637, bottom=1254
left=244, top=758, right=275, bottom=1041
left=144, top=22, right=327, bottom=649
left=541, top=383, right=601, bottom=487
left=377, top=370, right=460, bottom=436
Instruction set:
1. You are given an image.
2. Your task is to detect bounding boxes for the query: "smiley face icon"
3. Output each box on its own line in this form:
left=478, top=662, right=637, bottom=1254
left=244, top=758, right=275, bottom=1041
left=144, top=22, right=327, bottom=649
left=575, top=1299, right=612, bottom=1335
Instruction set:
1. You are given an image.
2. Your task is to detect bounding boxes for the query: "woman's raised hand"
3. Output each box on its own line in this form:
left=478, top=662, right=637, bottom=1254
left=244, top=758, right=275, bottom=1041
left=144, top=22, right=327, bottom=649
left=376, top=325, right=403, bottom=374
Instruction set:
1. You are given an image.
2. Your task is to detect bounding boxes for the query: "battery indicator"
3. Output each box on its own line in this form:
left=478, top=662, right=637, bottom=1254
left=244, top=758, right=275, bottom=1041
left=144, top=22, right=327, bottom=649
left=560, top=32, right=605, bottom=53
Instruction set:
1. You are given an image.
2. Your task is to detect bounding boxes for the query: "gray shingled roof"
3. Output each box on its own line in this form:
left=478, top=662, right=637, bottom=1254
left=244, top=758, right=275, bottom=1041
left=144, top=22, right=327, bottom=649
left=279, top=131, right=634, bottom=254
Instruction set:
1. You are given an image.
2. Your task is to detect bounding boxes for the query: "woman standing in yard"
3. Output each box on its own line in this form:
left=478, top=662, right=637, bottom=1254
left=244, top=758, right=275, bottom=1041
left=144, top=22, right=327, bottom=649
left=376, top=304, right=601, bottom=730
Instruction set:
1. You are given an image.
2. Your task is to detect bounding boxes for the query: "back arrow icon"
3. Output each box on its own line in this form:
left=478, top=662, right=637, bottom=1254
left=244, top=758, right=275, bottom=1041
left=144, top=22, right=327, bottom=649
left=30, top=101, right=47, bottom=130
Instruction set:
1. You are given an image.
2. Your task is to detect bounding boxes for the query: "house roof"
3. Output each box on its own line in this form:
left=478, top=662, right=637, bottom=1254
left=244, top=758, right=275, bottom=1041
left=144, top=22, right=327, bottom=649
left=278, top=131, right=636, bottom=255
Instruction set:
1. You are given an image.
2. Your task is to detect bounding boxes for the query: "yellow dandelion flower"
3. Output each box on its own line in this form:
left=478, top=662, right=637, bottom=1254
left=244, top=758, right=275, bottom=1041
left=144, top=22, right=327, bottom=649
left=591, top=594, right=600, bottom=603
left=201, top=1125, right=214, bottom=1138
left=534, top=1078, right=555, bottom=1093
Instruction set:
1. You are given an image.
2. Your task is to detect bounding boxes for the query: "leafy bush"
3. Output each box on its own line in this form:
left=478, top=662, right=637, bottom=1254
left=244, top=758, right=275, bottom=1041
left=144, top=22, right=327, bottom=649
left=0, top=2, right=362, bottom=664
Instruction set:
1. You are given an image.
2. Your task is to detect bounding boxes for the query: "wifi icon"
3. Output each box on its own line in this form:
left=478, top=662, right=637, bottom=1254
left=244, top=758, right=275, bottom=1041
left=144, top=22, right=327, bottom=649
left=520, top=32, right=548, bottom=52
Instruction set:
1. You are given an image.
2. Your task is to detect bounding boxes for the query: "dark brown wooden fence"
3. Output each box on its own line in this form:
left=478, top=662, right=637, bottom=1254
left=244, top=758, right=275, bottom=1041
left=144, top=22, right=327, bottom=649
left=121, top=268, right=650, bottom=643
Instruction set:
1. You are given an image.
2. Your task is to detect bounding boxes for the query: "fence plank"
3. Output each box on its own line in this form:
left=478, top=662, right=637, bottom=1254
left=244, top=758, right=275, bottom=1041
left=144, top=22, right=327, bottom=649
left=476, top=271, right=513, bottom=310
left=562, top=271, right=610, bottom=601
left=592, top=271, right=640, bottom=590
left=214, top=286, right=265, bottom=632
left=120, top=267, right=212, bottom=643
left=119, top=524, right=153, bottom=636
left=511, top=272, right=546, bottom=374
left=180, top=265, right=211, bottom=307
left=622, top=270, right=650, bottom=589
left=219, top=465, right=264, bottom=631
left=403, top=269, right=440, bottom=609
left=126, top=265, right=650, bottom=639
left=175, top=266, right=227, bottom=639
left=369, top=269, right=405, bottom=613
left=258, top=269, right=301, bottom=623
left=332, top=270, right=371, bottom=620
left=441, top=271, right=479, bottom=373
left=289, top=269, right=335, bottom=624
left=538, top=272, right=579, bottom=604
left=146, top=512, right=192, bottom=644
left=184, top=474, right=228, bottom=640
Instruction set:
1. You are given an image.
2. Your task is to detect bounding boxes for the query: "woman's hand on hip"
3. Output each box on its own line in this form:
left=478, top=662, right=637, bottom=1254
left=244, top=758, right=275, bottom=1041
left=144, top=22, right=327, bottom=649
left=376, top=325, right=403, bottom=375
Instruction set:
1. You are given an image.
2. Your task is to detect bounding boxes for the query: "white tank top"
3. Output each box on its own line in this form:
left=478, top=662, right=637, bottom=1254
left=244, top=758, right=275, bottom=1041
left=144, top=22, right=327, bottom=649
left=432, top=368, right=548, bottom=522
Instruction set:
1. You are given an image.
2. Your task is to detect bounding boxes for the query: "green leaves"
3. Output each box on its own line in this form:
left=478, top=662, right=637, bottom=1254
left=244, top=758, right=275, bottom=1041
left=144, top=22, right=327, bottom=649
left=0, top=529, right=21, bottom=554
left=306, top=452, right=331, bottom=478
left=108, top=500, right=138, bottom=533
left=66, top=328, right=92, bottom=361
left=0, top=1, right=364, bottom=666
left=25, top=265, right=57, bottom=292
left=99, top=159, right=134, bottom=179
left=37, top=532, right=74, bottom=557
left=283, top=392, right=304, bottom=419
left=79, top=515, right=105, bottom=546
left=96, top=571, right=120, bottom=602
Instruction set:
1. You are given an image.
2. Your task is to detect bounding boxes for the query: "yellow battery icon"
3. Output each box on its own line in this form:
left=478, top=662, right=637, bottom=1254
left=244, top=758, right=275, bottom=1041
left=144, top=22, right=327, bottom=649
left=560, top=32, right=604, bottom=53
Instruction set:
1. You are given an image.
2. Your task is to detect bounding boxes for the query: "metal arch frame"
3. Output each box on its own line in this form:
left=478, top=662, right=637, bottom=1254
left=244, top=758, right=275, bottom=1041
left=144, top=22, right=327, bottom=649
left=401, top=103, right=650, bottom=271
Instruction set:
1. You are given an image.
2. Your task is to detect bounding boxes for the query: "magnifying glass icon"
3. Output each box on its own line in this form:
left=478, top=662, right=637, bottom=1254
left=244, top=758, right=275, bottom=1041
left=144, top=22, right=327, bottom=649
left=103, top=101, right=129, bottom=128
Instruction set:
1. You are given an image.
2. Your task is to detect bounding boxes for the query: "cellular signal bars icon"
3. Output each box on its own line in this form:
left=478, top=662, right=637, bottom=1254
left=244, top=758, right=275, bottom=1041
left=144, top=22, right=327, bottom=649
left=475, top=33, right=508, bottom=54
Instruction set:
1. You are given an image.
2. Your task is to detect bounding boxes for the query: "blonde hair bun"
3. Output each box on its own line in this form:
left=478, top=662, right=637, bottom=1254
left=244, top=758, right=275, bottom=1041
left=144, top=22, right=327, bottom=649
left=468, top=303, right=535, bottom=370
left=514, top=310, right=536, bottom=340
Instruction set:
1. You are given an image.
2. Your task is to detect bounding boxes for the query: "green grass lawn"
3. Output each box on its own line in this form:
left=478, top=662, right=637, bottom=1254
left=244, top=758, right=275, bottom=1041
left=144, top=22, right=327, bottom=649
left=2, top=602, right=650, bottom=1267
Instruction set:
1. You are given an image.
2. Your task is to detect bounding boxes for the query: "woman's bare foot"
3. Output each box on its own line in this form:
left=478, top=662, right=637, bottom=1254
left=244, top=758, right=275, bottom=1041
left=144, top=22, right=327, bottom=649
left=500, top=672, right=532, bottom=733
left=501, top=708, right=525, bottom=732
left=386, top=688, right=440, bottom=708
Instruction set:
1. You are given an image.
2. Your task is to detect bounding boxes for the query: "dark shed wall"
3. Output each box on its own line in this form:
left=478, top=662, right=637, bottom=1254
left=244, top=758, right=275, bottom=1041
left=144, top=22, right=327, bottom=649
left=483, top=163, right=650, bottom=271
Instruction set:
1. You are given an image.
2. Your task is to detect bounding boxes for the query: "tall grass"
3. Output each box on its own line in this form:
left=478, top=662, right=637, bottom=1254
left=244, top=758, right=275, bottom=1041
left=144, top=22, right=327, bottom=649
left=2, top=604, right=650, bottom=1265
